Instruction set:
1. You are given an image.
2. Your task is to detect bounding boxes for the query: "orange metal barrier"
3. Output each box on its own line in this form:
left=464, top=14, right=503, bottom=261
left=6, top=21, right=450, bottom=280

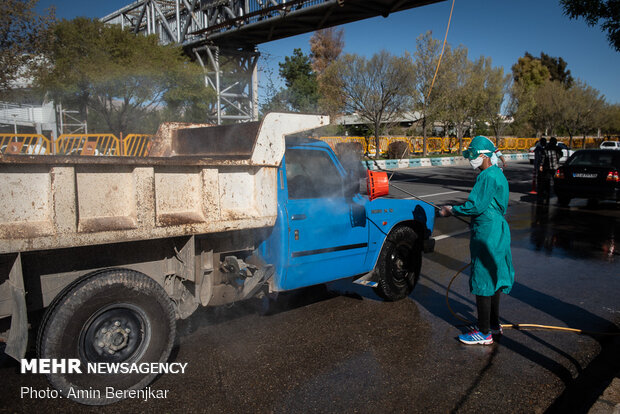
left=123, top=134, right=153, bottom=157
left=2, top=132, right=606, bottom=158
left=426, top=138, right=442, bottom=153
left=0, top=134, right=51, bottom=155
left=320, top=135, right=544, bottom=155
left=321, top=136, right=353, bottom=150
left=56, top=134, right=121, bottom=156
left=322, top=136, right=371, bottom=154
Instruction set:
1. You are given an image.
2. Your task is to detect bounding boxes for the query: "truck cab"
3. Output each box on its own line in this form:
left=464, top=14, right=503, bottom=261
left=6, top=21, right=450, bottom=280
left=258, top=136, right=435, bottom=300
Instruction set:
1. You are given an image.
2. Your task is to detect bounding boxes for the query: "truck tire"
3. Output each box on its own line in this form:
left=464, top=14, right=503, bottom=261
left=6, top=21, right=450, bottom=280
left=37, top=269, right=176, bottom=405
left=374, top=226, right=421, bottom=301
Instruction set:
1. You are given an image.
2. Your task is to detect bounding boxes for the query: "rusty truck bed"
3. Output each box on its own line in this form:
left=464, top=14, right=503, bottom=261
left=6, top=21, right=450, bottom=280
left=0, top=113, right=328, bottom=254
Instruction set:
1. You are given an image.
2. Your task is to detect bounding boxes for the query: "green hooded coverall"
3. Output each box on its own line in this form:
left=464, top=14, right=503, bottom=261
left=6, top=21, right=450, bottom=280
left=452, top=143, right=515, bottom=297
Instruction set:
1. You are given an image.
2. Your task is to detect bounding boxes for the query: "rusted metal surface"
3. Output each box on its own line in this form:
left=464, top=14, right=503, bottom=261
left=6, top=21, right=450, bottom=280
left=251, top=112, right=329, bottom=166
left=173, top=122, right=260, bottom=158
left=149, top=122, right=214, bottom=157
left=0, top=113, right=329, bottom=254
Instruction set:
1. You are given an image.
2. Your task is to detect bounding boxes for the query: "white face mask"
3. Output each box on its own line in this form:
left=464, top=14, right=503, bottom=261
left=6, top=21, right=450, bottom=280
left=469, top=156, right=484, bottom=170
left=490, top=152, right=498, bottom=166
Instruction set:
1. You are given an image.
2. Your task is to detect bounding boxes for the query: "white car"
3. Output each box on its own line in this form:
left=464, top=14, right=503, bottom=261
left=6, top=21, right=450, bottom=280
left=528, top=142, right=574, bottom=164
left=600, top=141, right=620, bottom=150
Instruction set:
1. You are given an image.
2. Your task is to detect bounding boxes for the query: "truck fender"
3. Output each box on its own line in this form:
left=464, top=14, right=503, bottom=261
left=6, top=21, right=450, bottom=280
left=372, top=220, right=426, bottom=269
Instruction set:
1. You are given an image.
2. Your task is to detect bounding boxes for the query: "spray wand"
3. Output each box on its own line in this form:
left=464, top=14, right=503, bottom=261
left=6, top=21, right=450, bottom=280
left=389, top=181, right=470, bottom=225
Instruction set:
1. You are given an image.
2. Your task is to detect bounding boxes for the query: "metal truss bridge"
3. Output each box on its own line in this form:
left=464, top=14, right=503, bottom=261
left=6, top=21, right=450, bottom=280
left=102, top=0, right=443, bottom=124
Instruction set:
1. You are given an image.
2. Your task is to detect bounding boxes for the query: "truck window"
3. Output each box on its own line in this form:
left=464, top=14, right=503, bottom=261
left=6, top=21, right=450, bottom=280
left=285, top=148, right=344, bottom=199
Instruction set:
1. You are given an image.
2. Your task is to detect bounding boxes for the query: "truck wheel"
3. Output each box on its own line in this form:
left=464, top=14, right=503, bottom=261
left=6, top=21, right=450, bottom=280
left=374, top=226, right=421, bottom=301
left=37, top=269, right=176, bottom=405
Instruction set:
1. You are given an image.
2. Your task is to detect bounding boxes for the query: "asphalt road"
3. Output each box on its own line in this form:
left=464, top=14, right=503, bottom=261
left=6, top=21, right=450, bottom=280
left=1, top=160, right=619, bottom=413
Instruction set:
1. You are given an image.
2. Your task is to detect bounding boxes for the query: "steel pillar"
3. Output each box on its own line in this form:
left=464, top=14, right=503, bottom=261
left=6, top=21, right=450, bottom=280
left=193, top=46, right=259, bottom=124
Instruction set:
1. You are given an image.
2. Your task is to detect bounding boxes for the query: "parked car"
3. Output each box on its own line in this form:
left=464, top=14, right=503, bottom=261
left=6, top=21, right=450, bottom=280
left=554, top=149, right=620, bottom=206
left=528, top=142, right=574, bottom=164
left=600, top=140, right=620, bottom=150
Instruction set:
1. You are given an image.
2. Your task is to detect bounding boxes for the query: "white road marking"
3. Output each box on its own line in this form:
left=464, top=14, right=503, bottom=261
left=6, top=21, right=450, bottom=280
left=434, top=228, right=470, bottom=241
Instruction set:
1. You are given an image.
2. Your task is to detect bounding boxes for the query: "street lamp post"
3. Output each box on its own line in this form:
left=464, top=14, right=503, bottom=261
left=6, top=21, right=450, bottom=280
left=12, top=114, right=17, bottom=136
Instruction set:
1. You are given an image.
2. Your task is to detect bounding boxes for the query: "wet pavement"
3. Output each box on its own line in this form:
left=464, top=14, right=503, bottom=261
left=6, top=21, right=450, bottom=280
left=1, top=161, right=618, bottom=413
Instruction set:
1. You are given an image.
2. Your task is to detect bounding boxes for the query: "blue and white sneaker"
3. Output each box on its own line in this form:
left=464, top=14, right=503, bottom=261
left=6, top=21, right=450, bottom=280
left=491, top=325, right=503, bottom=335
left=458, top=329, right=493, bottom=345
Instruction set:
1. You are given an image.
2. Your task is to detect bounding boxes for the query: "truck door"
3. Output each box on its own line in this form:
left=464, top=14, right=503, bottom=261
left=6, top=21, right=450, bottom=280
left=283, top=146, right=369, bottom=290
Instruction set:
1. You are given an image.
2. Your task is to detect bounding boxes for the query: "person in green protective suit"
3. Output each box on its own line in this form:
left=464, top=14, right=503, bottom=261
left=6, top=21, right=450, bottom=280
left=439, top=136, right=515, bottom=345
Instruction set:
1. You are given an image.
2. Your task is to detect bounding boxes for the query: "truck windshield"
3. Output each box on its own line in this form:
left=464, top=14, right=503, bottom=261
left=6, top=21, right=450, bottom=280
left=285, top=148, right=344, bottom=199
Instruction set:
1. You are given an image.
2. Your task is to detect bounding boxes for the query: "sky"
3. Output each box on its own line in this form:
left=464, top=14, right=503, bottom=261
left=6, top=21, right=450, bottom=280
left=36, top=0, right=620, bottom=105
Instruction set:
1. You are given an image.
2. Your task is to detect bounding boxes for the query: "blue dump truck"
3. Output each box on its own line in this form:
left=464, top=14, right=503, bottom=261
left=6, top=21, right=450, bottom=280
left=0, top=113, right=435, bottom=404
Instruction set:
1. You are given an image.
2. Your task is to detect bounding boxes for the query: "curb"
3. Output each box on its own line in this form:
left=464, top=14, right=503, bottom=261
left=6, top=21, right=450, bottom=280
left=362, top=153, right=529, bottom=170
left=588, top=376, right=620, bottom=414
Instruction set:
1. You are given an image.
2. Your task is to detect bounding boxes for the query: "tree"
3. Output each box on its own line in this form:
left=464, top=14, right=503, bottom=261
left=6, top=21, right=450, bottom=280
left=37, top=18, right=212, bottom=135
left=441, top=46, right=485, bottom=153
left=310, top=27, right=344, bottom=76
left=560, top=0, right=620, bottom=51
left=320, top=50, right=415, bottom=158
left=0, top=0, right=54, bottom=94
left=511, top=55, right=551, bottom=135
left=263, top=48, right=319, bottom=113
left=520, top=52, right=574, bottom=87
left=563, top=80, right=606, bottom=147
left=478, top=62, right=511, bottom=145
left=531, top=80, right=567, bottom=136
left=538, top=52, right=574, bottom=87
left=411, top=31, right=447, bottom=156
left=512, top=54, right=551, bottom=87
left=599, top=103, right=620, bottom=138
